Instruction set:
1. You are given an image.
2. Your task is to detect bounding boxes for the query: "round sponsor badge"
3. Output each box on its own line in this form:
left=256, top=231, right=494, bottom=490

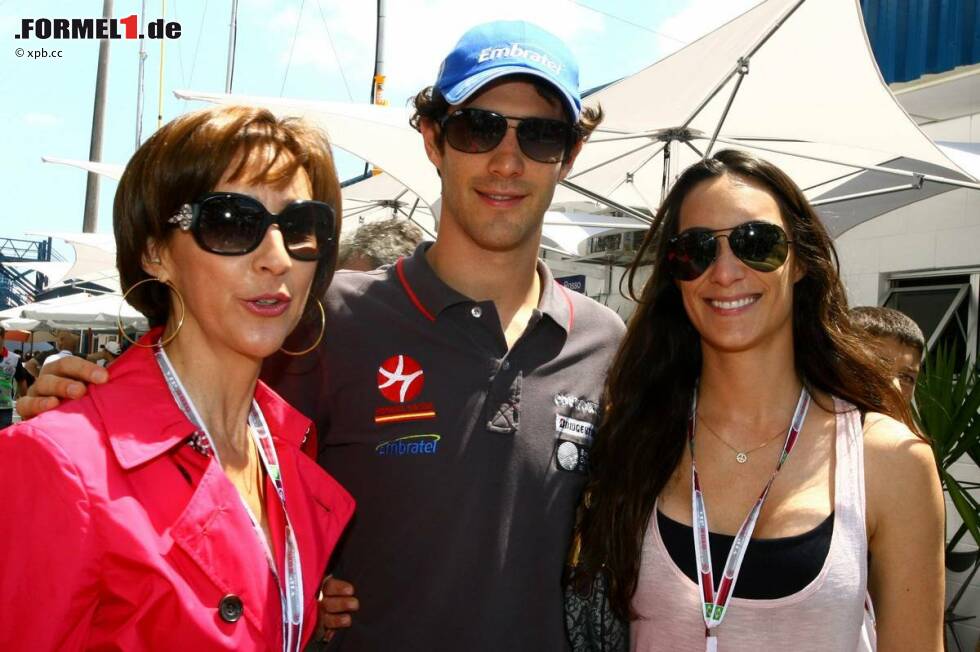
left=557, top=441, right=580, bottom=471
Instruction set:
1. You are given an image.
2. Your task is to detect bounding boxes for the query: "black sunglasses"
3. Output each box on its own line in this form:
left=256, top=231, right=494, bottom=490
left=168, top=192, right=336, bottom=262
left=666, top=221, right=792, bottom=281
left=439, top=108, right=575, bottom=164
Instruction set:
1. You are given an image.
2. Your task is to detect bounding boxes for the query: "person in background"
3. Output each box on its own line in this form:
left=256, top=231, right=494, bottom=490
left=574, top=150, right=944, bottom=651
left=0, top=104, right=354, bottom=650
left=337, top=217, right=425, bottom=271
left=849, top=306, right=924, bottom=404
left=0, top=328, right=30, bottom=427
left=86, top=341, right=123, bottom=368
left=42, top=329, right=81, bottom=368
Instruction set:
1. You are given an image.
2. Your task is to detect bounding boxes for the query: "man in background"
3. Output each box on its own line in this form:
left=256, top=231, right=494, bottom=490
left=850, top=306, right=925, bottom=403
left=337, top=218, right=425, bottom=271
left=42, top=329, right=81, bottom=369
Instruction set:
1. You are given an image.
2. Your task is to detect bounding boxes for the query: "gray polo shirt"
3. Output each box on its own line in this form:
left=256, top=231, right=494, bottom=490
left=265, top=243, right=625, bottom=651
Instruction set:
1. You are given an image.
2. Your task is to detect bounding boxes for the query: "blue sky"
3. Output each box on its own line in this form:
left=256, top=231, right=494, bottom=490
left=1, top=0, right=758, bottom=254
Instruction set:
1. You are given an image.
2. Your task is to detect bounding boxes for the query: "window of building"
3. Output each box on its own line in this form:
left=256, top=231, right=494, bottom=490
left=884, top=273, right=979, bottom=365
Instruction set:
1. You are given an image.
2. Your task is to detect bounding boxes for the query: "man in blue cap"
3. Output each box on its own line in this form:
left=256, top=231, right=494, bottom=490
left=309, top=21, right=624, bottom=649
left=23, top=20, right=625, bottom=651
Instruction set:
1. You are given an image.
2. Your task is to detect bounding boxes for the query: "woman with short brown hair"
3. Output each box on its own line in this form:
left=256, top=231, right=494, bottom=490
left=0, top=105, right=353, bottom=651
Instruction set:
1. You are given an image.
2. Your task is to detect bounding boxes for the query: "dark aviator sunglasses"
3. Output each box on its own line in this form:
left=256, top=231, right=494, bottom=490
left=439, top=108, right=576, bottom=164
left=666, top=221, right=792, bottom=281
left=168, top=192, right=337, bottom=263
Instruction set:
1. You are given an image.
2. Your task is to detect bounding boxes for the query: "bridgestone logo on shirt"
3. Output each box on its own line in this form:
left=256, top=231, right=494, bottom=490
left=478, top=43, right=563, bottom=75
left=555, top=414, right=595, bottom=446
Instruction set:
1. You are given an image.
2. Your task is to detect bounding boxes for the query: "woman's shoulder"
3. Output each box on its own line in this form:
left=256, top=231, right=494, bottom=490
left=861, top=412, right=933, bottom=465
left=861, top=411, right=942, bottom=533
left=2, top=395, right=109, bottom=474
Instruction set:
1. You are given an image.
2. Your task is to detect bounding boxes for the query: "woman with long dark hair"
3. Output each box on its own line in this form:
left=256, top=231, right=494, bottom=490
left=575, top=150, right=943, bottom=650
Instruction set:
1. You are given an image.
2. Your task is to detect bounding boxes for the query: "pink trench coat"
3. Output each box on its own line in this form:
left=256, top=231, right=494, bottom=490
left=0, top=338, right=354, bottom=651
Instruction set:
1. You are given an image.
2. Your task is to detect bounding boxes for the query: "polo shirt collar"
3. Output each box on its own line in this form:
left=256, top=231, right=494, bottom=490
left=536, top=259, right=575, bottom=334
left=396, top=242, right=574, bottom=333
left=93, top=329, right=311, bottom=470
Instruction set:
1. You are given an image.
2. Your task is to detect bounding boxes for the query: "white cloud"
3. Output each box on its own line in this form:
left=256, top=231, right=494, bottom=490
left=22, top=112, right=63, bottom=128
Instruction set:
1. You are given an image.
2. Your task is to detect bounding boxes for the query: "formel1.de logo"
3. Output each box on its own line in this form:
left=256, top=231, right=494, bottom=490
left=377, top=355, right=424, bottom=403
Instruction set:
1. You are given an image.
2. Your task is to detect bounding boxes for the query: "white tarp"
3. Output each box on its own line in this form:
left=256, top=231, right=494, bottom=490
left=9, top=293, right=147, bottom=331
left=41, top=156, right=124, bottom=181
left=555, top=0, right=977, bottom=235
left=172, top=91, right=442, bottom=208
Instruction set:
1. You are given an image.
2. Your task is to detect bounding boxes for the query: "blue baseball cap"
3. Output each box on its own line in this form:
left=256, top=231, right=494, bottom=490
left=435, top=21, right=582, bottom=121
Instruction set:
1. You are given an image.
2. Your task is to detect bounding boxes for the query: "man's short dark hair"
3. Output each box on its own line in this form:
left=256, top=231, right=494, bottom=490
left=408, top=76, right=604, bottom=155
left=339, top=218, right=425, bottom=269
left=849, top=306, right=925, bottom=354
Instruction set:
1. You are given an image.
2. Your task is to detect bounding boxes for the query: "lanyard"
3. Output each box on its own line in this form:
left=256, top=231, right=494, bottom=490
left=688, top=385, right=810, bottom=652
left=154, top=346, right=304, bottom=652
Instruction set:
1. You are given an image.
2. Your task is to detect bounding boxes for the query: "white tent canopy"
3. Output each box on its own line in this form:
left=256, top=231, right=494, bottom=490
left=2, top=293, right=146, bottom=331
left=555, top=0, right=977, bottom=235
left=41, top=156, right=124, bottom=181
left=171, top=92, right=442, bottom=208
left=23, top=294, right=147, bottom=331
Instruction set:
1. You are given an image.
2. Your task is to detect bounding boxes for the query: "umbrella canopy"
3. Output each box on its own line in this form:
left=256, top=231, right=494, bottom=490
left=172, top=91, right=442, bottom=208
left=8, top=293, right=147, bottom=331
left=556, top=0, right=977, bottom=235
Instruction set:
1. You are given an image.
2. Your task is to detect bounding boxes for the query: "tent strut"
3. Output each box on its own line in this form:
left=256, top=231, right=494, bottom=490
left=708, top=136, right=980, bottom=191
left=705, top=58, right=749, bottom=158
left=810, top=179, right=924, bottom=206
left=680, top=0, right=806, bottom=130
left=559, top=179, right=653, bottom=224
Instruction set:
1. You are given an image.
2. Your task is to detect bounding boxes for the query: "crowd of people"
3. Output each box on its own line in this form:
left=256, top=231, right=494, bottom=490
left=0, top=18, right=946, bottom=652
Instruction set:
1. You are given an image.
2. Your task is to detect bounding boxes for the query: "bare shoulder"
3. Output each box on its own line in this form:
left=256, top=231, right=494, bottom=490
left=862, top=412, right=942, bottom=536
left=862, top=412, right=935, bottom=471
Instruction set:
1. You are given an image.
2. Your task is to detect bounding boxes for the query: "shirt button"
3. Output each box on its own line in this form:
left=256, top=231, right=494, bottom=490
left=501, top=360, right=511, bottom=371
left=471, top=306, right=483, bottom=318
left=219, top=594, right=244, bottom=623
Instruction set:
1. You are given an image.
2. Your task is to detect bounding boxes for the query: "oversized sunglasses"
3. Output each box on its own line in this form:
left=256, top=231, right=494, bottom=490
left=439, top=108, right=575, bottom=164
left=168, top=192, right=336, bottom=262
left=666, top=221, right=792, bottom=281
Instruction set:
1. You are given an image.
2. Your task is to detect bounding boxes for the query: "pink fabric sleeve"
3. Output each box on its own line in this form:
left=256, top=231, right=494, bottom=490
left=0, top=423, right=100, bottom=650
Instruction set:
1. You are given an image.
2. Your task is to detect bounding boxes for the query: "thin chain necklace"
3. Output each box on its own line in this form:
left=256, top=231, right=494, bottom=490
left=696, top=412, right=789, bottom=464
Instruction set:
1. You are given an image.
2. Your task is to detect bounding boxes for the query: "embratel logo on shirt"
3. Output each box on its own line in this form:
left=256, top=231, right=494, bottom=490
left=375, top=434, right=441, bottom=457
left=374, top=355, right=437, bottom=425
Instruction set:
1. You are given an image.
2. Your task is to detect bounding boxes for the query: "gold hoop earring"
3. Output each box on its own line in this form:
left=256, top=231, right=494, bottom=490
left=117, top=277, right=186, bottom=348
left=280, top=299, right=325, bottom=356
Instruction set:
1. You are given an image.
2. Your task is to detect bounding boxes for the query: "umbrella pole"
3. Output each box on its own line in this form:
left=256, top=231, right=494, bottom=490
left=661, top=141, right=672, bottom=204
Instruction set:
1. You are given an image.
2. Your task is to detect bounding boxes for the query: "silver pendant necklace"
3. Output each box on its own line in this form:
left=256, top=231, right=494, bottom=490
left=697, top=413, right=789, bottom=463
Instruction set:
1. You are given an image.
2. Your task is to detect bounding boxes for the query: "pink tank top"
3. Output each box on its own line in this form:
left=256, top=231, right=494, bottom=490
left=630, top=398, right=876, bottom=651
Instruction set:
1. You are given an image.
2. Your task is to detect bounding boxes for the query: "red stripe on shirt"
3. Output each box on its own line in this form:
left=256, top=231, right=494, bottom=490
left=396, top=258, right=436, bottom=322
